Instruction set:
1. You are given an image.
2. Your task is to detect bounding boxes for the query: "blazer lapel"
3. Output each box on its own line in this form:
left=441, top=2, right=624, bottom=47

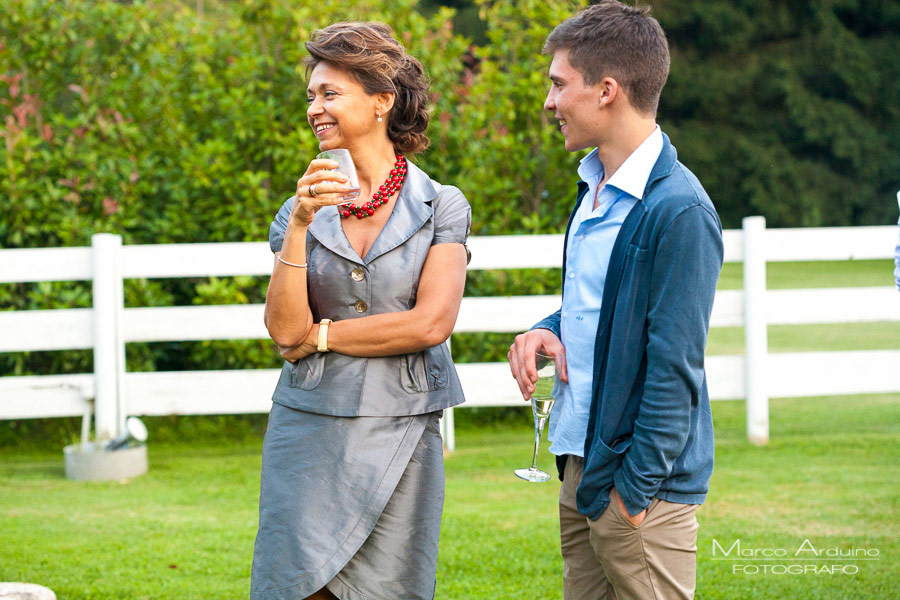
left=307, top=204, right=364, bottom=266
left=362, top=161, right=437, bottom=264
left=595, top=132, right=678, bottom=348
left=588, top=133, right=679, bottom=431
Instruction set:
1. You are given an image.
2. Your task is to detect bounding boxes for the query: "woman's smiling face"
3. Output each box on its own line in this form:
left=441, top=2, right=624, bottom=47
left=306, top=62, right=381, bottom=151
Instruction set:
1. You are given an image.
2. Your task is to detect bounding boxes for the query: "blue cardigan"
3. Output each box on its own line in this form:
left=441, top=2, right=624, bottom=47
left=534, top=133, right=723, bottom=520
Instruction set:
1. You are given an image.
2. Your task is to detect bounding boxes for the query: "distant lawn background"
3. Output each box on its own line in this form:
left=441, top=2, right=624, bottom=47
left=709, top=259, right=900, bottom=355
left=2, top=259, right=898, bottom=598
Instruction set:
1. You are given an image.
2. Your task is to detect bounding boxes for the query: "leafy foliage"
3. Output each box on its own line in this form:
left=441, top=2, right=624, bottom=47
left=4, top=0, right=898, bottom=242
left=0, top=0, right=468, bottom=248
left=420, top=0, right=584, bottom=235
left=2, top=0, right=899, bottom=387
left=0, top=0, right=469, bottom=377
left=654, top=0, right=900, bottom=227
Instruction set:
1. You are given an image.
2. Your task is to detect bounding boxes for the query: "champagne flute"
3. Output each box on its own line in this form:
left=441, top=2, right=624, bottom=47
left=515, top=351, right=557, bottom=482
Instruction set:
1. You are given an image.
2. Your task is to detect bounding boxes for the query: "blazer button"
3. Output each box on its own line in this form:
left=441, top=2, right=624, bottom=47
left=354, top=300, right=368, bottom=313
left=350, top=267, right=365, bottom=282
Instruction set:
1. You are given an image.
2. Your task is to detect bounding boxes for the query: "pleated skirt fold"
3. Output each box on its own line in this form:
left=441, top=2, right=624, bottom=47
left=251, top=402, right=443, bottom=600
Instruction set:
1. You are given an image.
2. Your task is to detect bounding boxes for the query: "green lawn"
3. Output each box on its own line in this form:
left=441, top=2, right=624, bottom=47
left=2, top=394, right=899, bottom=599
left=717, top=259, right=895, bottom=290
left=707, top=321, right=900, bottom=355
left=709, top=259, right=900, bottom=355
left=2, top=259, right=897, bottom=598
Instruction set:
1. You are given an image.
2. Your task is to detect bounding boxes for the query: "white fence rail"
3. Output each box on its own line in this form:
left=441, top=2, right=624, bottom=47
left=2, top=219, right=899, bottom=448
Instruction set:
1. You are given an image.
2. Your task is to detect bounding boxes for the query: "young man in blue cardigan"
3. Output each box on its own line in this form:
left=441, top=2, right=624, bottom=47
left=508, top=2, right=723, bottom=598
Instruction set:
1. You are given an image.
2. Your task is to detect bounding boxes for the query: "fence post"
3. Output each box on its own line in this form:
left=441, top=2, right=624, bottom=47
left=92, top=233, right=125, bottom=441
left=440, top=338, right=456, bottom=452
left=742, top=216, right=769, bottom=445
left=441, top=407, right=456, bottom=452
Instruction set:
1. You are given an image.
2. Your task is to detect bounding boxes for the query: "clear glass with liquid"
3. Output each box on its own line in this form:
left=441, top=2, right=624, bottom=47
left=316, top=149, right=361, bottom=204
left=515, top=352, right=557, bottom=483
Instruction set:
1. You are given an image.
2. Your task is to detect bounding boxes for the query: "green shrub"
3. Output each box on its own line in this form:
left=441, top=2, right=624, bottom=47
left=4, top=0, right=900, bottom=421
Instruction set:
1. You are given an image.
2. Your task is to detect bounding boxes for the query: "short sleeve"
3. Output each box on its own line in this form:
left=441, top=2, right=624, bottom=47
left=268, top=197, right=293, bottom=253
left=432, top=185, right=471, bottom=246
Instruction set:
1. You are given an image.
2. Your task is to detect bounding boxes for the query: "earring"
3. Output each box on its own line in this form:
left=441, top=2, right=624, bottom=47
left=377, top=113, right=383, bottom=123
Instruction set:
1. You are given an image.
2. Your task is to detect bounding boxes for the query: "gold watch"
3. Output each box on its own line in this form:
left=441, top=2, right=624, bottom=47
left=317, top=319, right=333, bottom=352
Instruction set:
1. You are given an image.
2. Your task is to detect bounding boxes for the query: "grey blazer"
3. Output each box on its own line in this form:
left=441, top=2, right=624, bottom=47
left=268, top=161, right=471, bottom=417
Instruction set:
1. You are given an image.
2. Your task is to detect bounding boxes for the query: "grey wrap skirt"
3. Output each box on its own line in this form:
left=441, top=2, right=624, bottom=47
left=250, top=402, right=444, bottom=600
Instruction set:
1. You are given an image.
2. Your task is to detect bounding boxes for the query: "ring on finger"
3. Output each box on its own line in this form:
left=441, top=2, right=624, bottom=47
left=309, top=183, right=318, bottom=197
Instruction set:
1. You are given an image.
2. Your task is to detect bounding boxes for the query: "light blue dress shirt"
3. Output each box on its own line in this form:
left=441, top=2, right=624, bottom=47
left=548, top=127, right=663, bottom=457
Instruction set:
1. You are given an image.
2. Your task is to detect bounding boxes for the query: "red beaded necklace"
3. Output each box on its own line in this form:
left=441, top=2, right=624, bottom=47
left=340, top=153, right=407, bottom=219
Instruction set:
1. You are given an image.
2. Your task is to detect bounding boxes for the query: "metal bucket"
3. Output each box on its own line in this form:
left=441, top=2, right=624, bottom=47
left=63, top=442, right=148, bottom=481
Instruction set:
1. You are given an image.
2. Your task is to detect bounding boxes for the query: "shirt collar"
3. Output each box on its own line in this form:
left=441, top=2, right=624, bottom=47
left=576, top=147, right=603, bottom=185
left=577, top=125, right=663, bottom=201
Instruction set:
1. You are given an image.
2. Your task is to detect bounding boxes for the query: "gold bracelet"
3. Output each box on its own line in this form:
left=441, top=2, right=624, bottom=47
left=277, top=255, right=307, bottom=269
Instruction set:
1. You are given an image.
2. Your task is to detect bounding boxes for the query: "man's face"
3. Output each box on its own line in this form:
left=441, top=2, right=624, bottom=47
left=544, top=50, right=605, bottom=152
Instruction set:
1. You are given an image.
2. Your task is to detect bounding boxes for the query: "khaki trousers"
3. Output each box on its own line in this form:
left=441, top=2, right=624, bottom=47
left=559, top=456, right=699, bottom=600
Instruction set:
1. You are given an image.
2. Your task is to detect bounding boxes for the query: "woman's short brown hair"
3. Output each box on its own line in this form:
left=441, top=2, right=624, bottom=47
left=304, top=22, right=430, bottom=155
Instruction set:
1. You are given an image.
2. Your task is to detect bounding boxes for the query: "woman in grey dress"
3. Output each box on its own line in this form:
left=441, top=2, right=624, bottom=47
left=250, top=22, right=470, bottom=600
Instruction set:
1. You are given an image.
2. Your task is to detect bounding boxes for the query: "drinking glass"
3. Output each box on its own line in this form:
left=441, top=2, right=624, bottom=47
left=316, top=149, right=361, bottom=204
left=515, top=351, right=557, bottom=482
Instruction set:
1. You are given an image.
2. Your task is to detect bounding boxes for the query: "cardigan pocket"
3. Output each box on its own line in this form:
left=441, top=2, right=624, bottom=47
left=586, top=436, right=633, bottom=483
left=594, top=435, right=633, bottom=457
left=626, top=244, right=648, bottom=262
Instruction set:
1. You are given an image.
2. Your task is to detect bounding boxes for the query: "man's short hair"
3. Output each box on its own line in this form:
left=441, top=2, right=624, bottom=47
left=544, top=0, right=670, bottom=115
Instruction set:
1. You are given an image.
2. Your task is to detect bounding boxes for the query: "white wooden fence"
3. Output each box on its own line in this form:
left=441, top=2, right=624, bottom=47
left=1, top=218, right=898, bottom=450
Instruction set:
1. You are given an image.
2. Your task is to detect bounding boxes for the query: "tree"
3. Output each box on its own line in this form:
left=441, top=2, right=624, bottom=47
left=654, top=0, right=900, bottom=227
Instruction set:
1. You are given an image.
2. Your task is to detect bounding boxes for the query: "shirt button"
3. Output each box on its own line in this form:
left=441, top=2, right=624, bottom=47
left=354, top=300, right=368, bottom=313
left=350, top=267, right=365, bottom=282
left=568, top=273, right=575, bottom=279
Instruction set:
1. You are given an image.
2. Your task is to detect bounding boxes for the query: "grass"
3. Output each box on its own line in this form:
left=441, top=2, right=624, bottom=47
left=2, top=259, right=897, bottom=597
left=709, top=259, right=900, bottom=355
left=717, top=259, right=895, bottom=290
left=707, top=321, right=900, bottom=355
left=690, top=395, right=900, bottom=599
left=2, top=394, right=899, bottom=599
